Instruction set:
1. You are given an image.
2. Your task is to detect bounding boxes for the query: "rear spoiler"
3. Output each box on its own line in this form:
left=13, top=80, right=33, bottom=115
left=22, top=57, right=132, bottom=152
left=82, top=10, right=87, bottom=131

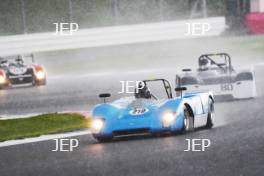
left=1, top=54, right=35, bottom=63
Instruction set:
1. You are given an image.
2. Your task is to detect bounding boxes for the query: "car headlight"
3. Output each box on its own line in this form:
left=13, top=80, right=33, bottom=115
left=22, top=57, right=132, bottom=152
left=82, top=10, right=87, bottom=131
left=162, top=111, right=176, bottom=127
left=36, top=71, right=45, bottom=80
left=91, top=118, right=104, bottom=133
left=0, top=75, right=5, bottom=84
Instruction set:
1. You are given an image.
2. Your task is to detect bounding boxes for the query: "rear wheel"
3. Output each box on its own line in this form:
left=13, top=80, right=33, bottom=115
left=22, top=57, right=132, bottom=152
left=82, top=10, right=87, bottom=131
left=182, top=106, right=194, bottom=133
left=205, top=99, right=214, bottom=129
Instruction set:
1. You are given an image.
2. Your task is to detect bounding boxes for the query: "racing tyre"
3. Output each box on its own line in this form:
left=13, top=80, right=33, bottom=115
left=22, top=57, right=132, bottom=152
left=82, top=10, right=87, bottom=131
left=205, top=99, right=214, bottom=129
left=95, top=136, right=113, bottom=143
left=33, top=78, right=46, bottom=86
left=0, top=84, right=8, bottom=90
left=182, top=106, right=194, bottom=133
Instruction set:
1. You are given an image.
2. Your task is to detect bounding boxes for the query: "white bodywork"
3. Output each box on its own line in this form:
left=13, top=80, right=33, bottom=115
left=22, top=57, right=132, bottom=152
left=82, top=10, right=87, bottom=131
left=182, top=91, right=213, bottom=128
left=178, top=68, right=257, bottom=99
left=233, top=78, right=257, bottom=99
left=184, top=81, right=256, bottom=99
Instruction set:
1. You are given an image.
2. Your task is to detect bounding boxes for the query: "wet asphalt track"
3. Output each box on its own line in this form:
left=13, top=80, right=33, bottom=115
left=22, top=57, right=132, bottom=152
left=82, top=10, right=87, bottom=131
left=0, top=65, right=264, bottom=176
left=0, top=65, right=263, bottom=116
left=0, top=69, right=188, bottom=116
left=1, top=36, right=264, bottom=116
left=0, top=97, right=264, bottom=176
left=0, top=37, right=264, bottom=175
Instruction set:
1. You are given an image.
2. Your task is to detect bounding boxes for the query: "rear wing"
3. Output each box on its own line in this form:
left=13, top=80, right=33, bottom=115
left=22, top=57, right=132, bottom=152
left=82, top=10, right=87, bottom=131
left=1, top=54, right=35, bottom=63
left=22, top=54, right=35, bottom=63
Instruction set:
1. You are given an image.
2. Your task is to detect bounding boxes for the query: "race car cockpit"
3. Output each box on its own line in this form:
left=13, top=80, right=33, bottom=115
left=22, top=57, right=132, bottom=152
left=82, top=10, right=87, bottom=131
left=134, top=79, right=172, bottom=100
left=135, top=82, right=152, bottom=99
left=198, top=53, right=234, bottom=74
left=15, top=56, right=25, bottom=66
left=198, top=58, right=211, bottom=71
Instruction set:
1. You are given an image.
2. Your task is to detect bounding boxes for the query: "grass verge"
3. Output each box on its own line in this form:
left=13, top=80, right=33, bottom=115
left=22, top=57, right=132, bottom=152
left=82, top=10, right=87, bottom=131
left=238, top=35, right=264, bottom=52
left=0, top=113, right=91, bottom=142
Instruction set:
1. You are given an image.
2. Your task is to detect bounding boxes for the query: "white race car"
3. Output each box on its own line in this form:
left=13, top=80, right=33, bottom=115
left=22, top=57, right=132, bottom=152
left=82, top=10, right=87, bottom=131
left=176, top=53, right=256, bottom=100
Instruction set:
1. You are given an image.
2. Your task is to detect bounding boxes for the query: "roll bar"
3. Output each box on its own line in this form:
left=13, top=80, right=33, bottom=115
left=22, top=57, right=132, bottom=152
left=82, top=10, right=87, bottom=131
left=142, top=79, right=173, bottom=99
left=198, top=53, right=232, bottom=72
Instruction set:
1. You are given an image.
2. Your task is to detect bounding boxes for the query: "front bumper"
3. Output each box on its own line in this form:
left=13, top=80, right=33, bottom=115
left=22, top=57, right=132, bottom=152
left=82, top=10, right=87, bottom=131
left=92, top=116, right=184, bottom=138
left=92, top=127, right=170, bottom=139
left=8, top=74, right=34, bottom=85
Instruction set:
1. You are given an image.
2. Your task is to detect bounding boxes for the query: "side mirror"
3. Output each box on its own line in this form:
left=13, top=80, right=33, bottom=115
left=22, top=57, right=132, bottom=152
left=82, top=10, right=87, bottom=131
left=182, top=68, right=192, bottom=72
left=175, top=87, right=187, bottom=92
left=175, top=87, right=187, bottom=98
left=99, top=93, right=111, bottom=103
left=0, top=60, right=7, bottom=64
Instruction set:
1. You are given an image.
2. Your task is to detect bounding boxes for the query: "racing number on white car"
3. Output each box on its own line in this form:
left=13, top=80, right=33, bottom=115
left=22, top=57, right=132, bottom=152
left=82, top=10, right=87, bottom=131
left=220, top=84, right=233, bottom=91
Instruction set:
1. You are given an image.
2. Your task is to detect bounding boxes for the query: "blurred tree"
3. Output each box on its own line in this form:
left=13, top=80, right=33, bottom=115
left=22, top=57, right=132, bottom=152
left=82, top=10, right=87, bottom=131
left=226, top=0, right=250, bottom=32
left=0, top=0, right=227, bottom=35
left=0, top=0, right=23, bottom=35
left=25, top=0, right=69, bottom=33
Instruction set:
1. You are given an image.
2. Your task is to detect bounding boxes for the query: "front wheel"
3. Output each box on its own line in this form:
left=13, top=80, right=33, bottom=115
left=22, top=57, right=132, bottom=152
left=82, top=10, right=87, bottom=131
left=0, top=85, right=6, bottom=90
left=95, top=136, right=113, bottom=143
left=182, top=106, right=194, bottom=133
left=0, top=83, right=9, bottom=90
left=33, top=78, right=46, bottom=86
left=93, top=134, right=113, bottom=143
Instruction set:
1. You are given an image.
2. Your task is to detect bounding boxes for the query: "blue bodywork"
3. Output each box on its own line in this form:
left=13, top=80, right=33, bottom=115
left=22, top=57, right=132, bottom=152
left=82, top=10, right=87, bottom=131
left=92, top=92, right=213, bottom=139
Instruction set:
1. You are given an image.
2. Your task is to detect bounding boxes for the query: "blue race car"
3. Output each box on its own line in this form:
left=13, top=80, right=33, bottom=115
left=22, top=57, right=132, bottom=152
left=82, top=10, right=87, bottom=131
left=91, top=79, right=214, bottom=142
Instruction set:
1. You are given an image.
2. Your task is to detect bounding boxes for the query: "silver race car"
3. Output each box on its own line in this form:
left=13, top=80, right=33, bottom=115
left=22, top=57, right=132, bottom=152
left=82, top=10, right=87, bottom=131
left=176, top=53, right=256, bottom=100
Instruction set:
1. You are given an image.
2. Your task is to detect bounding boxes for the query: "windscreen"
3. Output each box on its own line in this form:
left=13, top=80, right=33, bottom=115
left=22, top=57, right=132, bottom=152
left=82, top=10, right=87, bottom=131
left=144, top=81, right=169, bottom=100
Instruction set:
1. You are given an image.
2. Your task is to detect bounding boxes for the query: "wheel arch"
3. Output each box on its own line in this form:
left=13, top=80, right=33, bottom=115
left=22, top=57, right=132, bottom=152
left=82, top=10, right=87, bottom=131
left=184, top=103, right=194, bottom=118
left=208, top=95, right=214, bottom=112
left=182, top=102, right=195, bottom=131
left=209, top=95, right=214, bottom=103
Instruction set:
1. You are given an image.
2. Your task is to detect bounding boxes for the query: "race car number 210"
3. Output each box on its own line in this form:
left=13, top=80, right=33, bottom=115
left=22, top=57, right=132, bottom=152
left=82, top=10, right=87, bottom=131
left=129, top=108, right=149, bottom=115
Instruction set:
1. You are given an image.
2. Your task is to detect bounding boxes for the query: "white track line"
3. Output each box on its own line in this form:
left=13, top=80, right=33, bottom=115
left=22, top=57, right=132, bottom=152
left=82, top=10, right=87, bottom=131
left=0, top=113, right=44, bottom=120
left=0, top=130, right=91, bottom=148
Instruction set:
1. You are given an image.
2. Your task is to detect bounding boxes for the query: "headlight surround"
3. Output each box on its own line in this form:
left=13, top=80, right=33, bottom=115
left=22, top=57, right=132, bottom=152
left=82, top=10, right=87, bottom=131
left=36, top=71, right=45, bottom=80
left=91, top=118, right=105, bottom=133
left=162, top=111, right=176, bottom=127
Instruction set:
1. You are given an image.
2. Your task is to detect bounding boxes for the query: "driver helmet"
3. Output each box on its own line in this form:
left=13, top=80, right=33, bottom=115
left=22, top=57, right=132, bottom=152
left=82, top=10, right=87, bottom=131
left=15, top=56, right=24, bottom=65
left=199, top=58, right=210, bottom=71
left=135, top=82, right=151, bottom=99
